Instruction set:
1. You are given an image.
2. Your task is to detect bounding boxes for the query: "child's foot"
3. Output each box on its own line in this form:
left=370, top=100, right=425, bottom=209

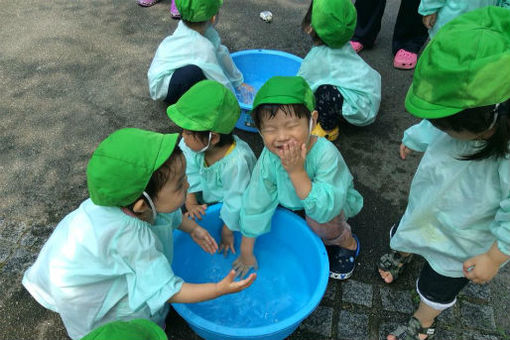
left=378, top=251, right=413, bottom=283
left=170, top=0, right=180, bottom=19
left=393, top=49, right=417, bottom=70
left=350, top=41, right=364, bottom=53
left=387, top=316, right=436, bottom=340
left=137, top=0, right=160, bottom=7
left=327, top=234, right=360, bottom=280
left=312, top=123, right=339, bottom=141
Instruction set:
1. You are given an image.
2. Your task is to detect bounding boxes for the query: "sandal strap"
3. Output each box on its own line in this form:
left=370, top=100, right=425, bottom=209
left=378, top=251, right=413, bottom=281
left=390, top=317, right=436, bottom=340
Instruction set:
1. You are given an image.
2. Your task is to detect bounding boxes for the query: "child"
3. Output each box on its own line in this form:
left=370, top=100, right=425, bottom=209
left=166, top=80, right=256, bottom=255
left=297, top=0, right=381, bottom=141
left=377, top=7, right=510, bottom=339
left=420, top=0, right=510, bottom=37
left=233, top=76, right=363, bottom=280
left=147, top=0, right=251, bottom=104
left=22, top=128, right=256, bottom=340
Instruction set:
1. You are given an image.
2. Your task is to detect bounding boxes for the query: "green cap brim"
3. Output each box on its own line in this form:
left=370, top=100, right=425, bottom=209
left=167, top=105, right=206, bottom=131
left=155, top=133, right=180, bottom=169
left=405, top=83, right=464, bottom=119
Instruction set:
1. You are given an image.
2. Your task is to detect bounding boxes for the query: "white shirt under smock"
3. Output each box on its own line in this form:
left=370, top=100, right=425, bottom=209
left=147, top=21, right=243, bottom=100
left=391, top=120, right=510, bottom=277
left=22, top=199, right=184, bottom=339
left=297, top=44, right=381, bottom=126
left=179, top=136, right=256, bottom=232
left=240, top=137, right=363, bottom=238
left=419, top=1, right=510, bottom=37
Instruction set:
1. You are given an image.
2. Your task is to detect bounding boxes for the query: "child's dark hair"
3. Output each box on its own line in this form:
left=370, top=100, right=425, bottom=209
left=428, top=99, right=510, bottom=160
left=182, top=19, right=210, bottom=31
left=301, top=0, right=324, bottom=46
left=125, top=146, right=184, bottom=211
left=252, top=104, right=312, bottom=130
left=188, top=130, right=234, bottom=148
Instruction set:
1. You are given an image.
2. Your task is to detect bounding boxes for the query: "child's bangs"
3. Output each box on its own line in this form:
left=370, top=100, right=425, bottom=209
left=253, top=103, right=311, bottom=128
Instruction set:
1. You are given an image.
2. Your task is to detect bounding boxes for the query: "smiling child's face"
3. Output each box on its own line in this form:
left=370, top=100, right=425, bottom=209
left=153, top=154, right=189, bottom=213
left=259, top=107, right=316, bottom=155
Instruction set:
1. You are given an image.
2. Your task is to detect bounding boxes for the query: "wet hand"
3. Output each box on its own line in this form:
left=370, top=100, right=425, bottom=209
left=399, top=143, right=413, bottom=160
left=217, top=269, right=257, bottom=295
left=278, top=140, right=306, bottom=174
left=219, top=224, right=236, bottom=257
left=422, top=13, right=437, bottom=29
left=185, top=202, right=207, bottom=220
left=463, top=253, right=499, bottom=284
left=237, top=83, right=255, bottom=104
left=191, top=226, right=219, bottom=254
left=232, top=253, right=258, bottom=279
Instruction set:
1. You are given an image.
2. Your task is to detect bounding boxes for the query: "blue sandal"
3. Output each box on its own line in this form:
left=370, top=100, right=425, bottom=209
left=327, top=234, right=360, bottom=280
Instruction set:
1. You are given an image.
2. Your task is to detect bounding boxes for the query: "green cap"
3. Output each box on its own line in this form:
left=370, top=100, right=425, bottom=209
left=405, top=6, right=510, bottom=119
left=252, top=76, right=316, bottom=112
left=167, top=80, right=240, bottom=134
left=81, top=319, right=167, bottom=340
left=87, top=128, right=179, bottom=207
left=311, top=0, right=357, bottom=48
left=175, top=0, right=222, bottom=22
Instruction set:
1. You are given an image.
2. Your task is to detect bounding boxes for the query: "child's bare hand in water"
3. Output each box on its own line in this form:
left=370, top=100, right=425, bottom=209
left=278, top=140, right=306, bottom=174
left=216, top=270, right=257, bottom=295
left=191, top=225, right=218, bottom=254
left=232, top=252, right=258, bottom=279
left=219, top=224, right=236, bottom=257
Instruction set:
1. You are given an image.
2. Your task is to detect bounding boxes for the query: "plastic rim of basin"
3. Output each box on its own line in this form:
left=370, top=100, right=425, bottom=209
left=172, top=204, right=329, bottom=340
left=231, top=49, right=303, bottom=133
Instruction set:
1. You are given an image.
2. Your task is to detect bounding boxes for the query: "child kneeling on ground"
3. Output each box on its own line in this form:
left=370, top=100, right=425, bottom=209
left=22, top=128, right=255, bottom=340
left=166, top=80, right=256, bottom=255
left=234, top=76, right=363, bottom=280
left=378, top=7, right=510, bottom=340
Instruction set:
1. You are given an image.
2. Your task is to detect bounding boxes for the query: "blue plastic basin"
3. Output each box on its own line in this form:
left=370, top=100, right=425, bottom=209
left=172, top=204, right=328, bottom=340
left=231, top=49, right=303, bottom=132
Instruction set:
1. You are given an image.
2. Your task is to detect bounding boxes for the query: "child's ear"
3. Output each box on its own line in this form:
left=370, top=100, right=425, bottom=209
left=304, top=25, right=314, bottom=35
left=311, top=110, right=318, bottom=128
left=210, top=15, right=217, bottom=25
left=132, top=198, right=149, bottom=213
left=210, top=132, right=220, bottom=146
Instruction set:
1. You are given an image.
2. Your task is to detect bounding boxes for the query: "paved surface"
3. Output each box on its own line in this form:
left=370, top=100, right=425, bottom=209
left=1, top=0, right=509, bottom=339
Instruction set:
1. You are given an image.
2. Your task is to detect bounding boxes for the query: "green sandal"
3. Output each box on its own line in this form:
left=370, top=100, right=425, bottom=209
left=378, top=250, right=413, bottom=283
left=389, top=316, right=436, bottom=339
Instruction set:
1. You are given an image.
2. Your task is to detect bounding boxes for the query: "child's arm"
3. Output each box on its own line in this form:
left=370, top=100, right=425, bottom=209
left=418, top=0, right=445, bottom=18
left=278, top=140, right=311, bottom=199
left=233, top=236, right=258, bottom=278
left=179, top=216, right=218, bottom=254
left=401, top=119, right=443, bottom=159
left=463, top=242, right=510, bottom=284
left=168, top=270, right=256, bottom=303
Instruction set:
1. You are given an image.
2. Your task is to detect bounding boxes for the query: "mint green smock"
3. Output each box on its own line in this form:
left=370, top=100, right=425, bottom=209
left=180, top=136, right=256, bottom=231
left=391, top=120, right=510, bottom=277
left=297, top=44, right=381, bottom=126
left=147, top=21, right=243, bottom=100
left=22, top=199, right=184, bottom=339
left=240, top=137, right=363, bottom=238
left=419, top=1, right=510, bottom=37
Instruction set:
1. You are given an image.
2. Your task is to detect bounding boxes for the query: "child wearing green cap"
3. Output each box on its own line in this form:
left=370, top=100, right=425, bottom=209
left=147, top=0, right=252, bottom=105
left=297, top=0, right=381, bottom=141
left=22, top=128, right=256, bottom=340
left=420, top=0, right=510, bottom=37
left=234, top=76, right=363, bottom=280
left=376, top=8, right=510, bottom=340
left=167, top=80, right=256, bottom=255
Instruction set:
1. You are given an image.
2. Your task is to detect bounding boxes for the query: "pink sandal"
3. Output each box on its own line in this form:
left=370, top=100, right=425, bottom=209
left=137, top=0, right=160, bottom=7
left=350, top=41, right=364, bottom=53
left=170, top=0, right=180, bottom=19
left=393, top=49, right=417, bottom=70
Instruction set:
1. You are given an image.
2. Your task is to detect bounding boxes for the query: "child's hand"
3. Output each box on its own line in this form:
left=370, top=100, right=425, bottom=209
left=191, top=226, right=219, bottom=254
left=232, top=252, right=258, bottom=279
left=219, top=224, right=236, bottom=257
left=278, top=140, right=307, bottom=175
left=463, top=253, right=500, bottom=284
left=422, top=13, right=437, bottom=29
left=216, top=269, right=257, bottom=295
left=185, top=202, right=208, bottom=220
left=237, top=83, right=255, bottom=104
left=399, top=143, right=414, bottom=160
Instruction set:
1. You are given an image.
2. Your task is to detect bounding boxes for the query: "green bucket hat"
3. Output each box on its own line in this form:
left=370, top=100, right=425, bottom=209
left=252, top=76, right=316, bottom=112
left=87, top=128, right=179, bottom=207
left=175, top=0, right=222, bottom=22
left=405, top=6, right=510, bottom=119
left=167, top=80, right=240, bottom=134
left=311, top=0, right=357, bottom=48
left=81, top=319, right=167, bottom=340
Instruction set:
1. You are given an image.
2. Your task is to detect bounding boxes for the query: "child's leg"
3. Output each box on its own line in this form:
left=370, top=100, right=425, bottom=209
left=313, top=85, right=344, bottom=141
left=165, top=65, right=206, bottom=104
left=388, top=261, right=469, bottom=340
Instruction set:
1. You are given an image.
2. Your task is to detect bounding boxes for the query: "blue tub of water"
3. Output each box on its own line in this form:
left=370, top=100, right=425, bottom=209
left=231, top=49, right=303, bottom=132
left=172, top=204, right=328, bottom=340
